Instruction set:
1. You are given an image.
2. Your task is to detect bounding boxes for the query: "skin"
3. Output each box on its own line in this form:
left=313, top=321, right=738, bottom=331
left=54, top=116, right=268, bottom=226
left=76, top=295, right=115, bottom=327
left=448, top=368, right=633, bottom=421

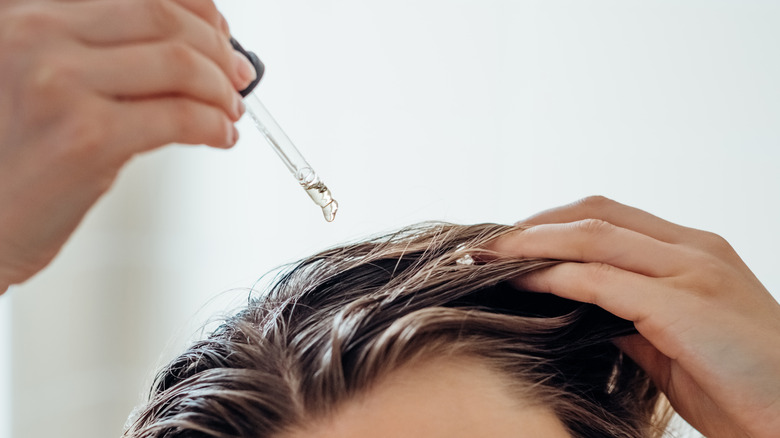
left=282, top=356, right=571, bottom=438
left=0, top=0, right=255, bottom=292
left=488, top=196, right=780, bottom=438
left=0, top=2, right=777, bottom=433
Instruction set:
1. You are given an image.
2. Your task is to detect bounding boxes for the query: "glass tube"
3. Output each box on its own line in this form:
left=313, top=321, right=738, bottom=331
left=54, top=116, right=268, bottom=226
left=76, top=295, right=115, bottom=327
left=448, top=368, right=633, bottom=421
left=244, top=92, right=338, bottom=222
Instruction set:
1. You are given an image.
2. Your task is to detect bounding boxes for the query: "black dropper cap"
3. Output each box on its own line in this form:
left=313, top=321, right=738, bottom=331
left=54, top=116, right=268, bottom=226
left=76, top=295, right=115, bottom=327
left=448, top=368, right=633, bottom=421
left=230, top=37, right=265, bottom=97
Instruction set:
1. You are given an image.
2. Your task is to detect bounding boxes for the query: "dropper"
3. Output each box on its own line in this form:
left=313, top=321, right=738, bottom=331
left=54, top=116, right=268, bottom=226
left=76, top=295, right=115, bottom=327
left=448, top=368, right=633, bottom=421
left=231, top=38, right=338, bottom=222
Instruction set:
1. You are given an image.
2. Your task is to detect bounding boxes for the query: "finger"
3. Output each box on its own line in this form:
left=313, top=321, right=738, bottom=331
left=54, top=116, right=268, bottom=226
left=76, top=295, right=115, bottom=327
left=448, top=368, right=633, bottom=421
left=34, top=1, right=207, bottom=44
left=83, top=43, right=244, bottom=121
left=50, top=0, right=253, bottom=90
left=517, top=196, right=692, bottom=245
left=170, top=0, right=230, bottom=38
left=512, top=262, right=671, bottom=325
left=108, top=97, right=240, bottom=154
left=488, top=219, right=689, bottom=277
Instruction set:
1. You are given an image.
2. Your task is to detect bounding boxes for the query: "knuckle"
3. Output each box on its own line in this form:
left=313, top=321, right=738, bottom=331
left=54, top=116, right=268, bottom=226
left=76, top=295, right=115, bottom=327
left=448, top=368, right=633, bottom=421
left=172, top=0, right=221, bottom=29
left=166, top=42, right=198, bottom=70
left=27, top=55, right=80, bottom=95
left=580, top=263, right=617, bottom=305
left=576, top=195, right=614, bottom=211
left=552, top=263, right=612, bottom=306
left=195, top=0, right=221, bottom=25
left=587, top=262, right=617, bottom=283
left=574, top=218, right=614, bottom=236
left=699, top=231, right=734, bottom=252
left=686, top=229, right=741, bottom=262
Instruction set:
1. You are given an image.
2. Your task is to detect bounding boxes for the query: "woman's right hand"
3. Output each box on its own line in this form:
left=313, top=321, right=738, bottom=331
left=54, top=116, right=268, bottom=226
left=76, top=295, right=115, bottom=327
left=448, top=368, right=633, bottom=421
left=0, top=0, right=256, bottom=291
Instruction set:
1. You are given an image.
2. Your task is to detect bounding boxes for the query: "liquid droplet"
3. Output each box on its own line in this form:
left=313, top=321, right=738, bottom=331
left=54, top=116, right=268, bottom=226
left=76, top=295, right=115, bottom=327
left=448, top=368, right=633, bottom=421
left=302, top=178, right=338, bottom=222
left=321, top=199, right=339, bottom=222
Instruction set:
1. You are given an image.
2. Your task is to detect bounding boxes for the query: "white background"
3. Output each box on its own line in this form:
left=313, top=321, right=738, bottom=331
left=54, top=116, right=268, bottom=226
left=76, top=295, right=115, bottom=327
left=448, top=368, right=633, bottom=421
left=3, top=1, right=779, bottom=437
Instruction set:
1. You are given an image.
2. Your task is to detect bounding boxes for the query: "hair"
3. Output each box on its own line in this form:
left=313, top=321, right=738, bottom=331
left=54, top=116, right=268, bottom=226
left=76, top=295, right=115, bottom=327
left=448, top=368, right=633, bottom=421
left=124, top=222, right=670, bottom=438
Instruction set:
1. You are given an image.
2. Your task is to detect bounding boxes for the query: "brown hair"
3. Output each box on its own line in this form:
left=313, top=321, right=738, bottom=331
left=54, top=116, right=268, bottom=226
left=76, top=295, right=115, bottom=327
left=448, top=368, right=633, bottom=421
left=124, top=223, right=669, bottom=438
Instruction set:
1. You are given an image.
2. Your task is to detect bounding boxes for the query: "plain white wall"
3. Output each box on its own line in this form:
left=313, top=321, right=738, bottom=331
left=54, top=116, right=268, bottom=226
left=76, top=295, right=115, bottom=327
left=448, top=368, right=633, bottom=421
left=3, top=1, right=779, bottom=437
left=0, top=297, right=9, bottom=438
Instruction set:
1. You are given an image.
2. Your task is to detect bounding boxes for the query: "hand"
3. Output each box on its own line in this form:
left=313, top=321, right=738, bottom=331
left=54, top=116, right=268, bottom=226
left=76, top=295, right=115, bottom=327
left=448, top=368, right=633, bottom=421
left=489, top=196, right=780, bottom=438
left=0, top=0, right=257, bottom=291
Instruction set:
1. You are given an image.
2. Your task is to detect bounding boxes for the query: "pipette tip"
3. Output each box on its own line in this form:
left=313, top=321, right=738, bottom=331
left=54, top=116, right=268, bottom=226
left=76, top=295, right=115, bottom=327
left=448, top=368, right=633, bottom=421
left=322, top=199, right=338, bottom=222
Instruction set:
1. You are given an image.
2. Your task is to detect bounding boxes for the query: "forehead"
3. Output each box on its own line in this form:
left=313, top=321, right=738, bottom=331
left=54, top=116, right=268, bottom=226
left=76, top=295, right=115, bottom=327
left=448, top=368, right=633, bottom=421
left=281, top=356, right=571, bottom=438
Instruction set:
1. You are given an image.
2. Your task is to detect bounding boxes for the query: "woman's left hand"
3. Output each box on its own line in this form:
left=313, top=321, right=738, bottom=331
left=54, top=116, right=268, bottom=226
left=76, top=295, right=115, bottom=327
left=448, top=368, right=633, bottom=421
left=489, top=196, right=780, bottom=438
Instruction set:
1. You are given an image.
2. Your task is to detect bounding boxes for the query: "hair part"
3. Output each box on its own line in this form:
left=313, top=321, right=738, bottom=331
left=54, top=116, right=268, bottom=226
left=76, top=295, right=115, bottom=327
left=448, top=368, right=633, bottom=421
left=125, top=222, right=669, bottom=438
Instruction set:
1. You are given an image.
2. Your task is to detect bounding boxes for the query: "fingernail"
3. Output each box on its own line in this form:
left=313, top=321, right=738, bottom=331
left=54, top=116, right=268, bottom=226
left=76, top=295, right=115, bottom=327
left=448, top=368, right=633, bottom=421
left=225, top=121, right=237, bottom=147
left=234, top=50, right=257, bottom=89
left=230, top=126, right=240, bottom=146
left=233, top=92, right=245, bottom=119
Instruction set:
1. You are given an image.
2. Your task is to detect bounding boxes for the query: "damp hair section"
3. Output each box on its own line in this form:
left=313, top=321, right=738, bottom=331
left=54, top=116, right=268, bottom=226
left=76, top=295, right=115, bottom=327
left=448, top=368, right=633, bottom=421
left=124, top=222, right=672, bottom=438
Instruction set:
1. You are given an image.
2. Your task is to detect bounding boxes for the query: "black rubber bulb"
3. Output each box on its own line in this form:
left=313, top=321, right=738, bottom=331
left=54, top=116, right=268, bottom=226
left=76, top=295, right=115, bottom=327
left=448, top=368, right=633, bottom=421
left=230, top=38, right=265, bottom=97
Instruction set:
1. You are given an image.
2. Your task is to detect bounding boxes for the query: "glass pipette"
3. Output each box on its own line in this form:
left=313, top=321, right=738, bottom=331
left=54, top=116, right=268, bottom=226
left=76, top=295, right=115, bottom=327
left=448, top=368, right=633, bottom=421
left=231, top=38, right=338, bottom=222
